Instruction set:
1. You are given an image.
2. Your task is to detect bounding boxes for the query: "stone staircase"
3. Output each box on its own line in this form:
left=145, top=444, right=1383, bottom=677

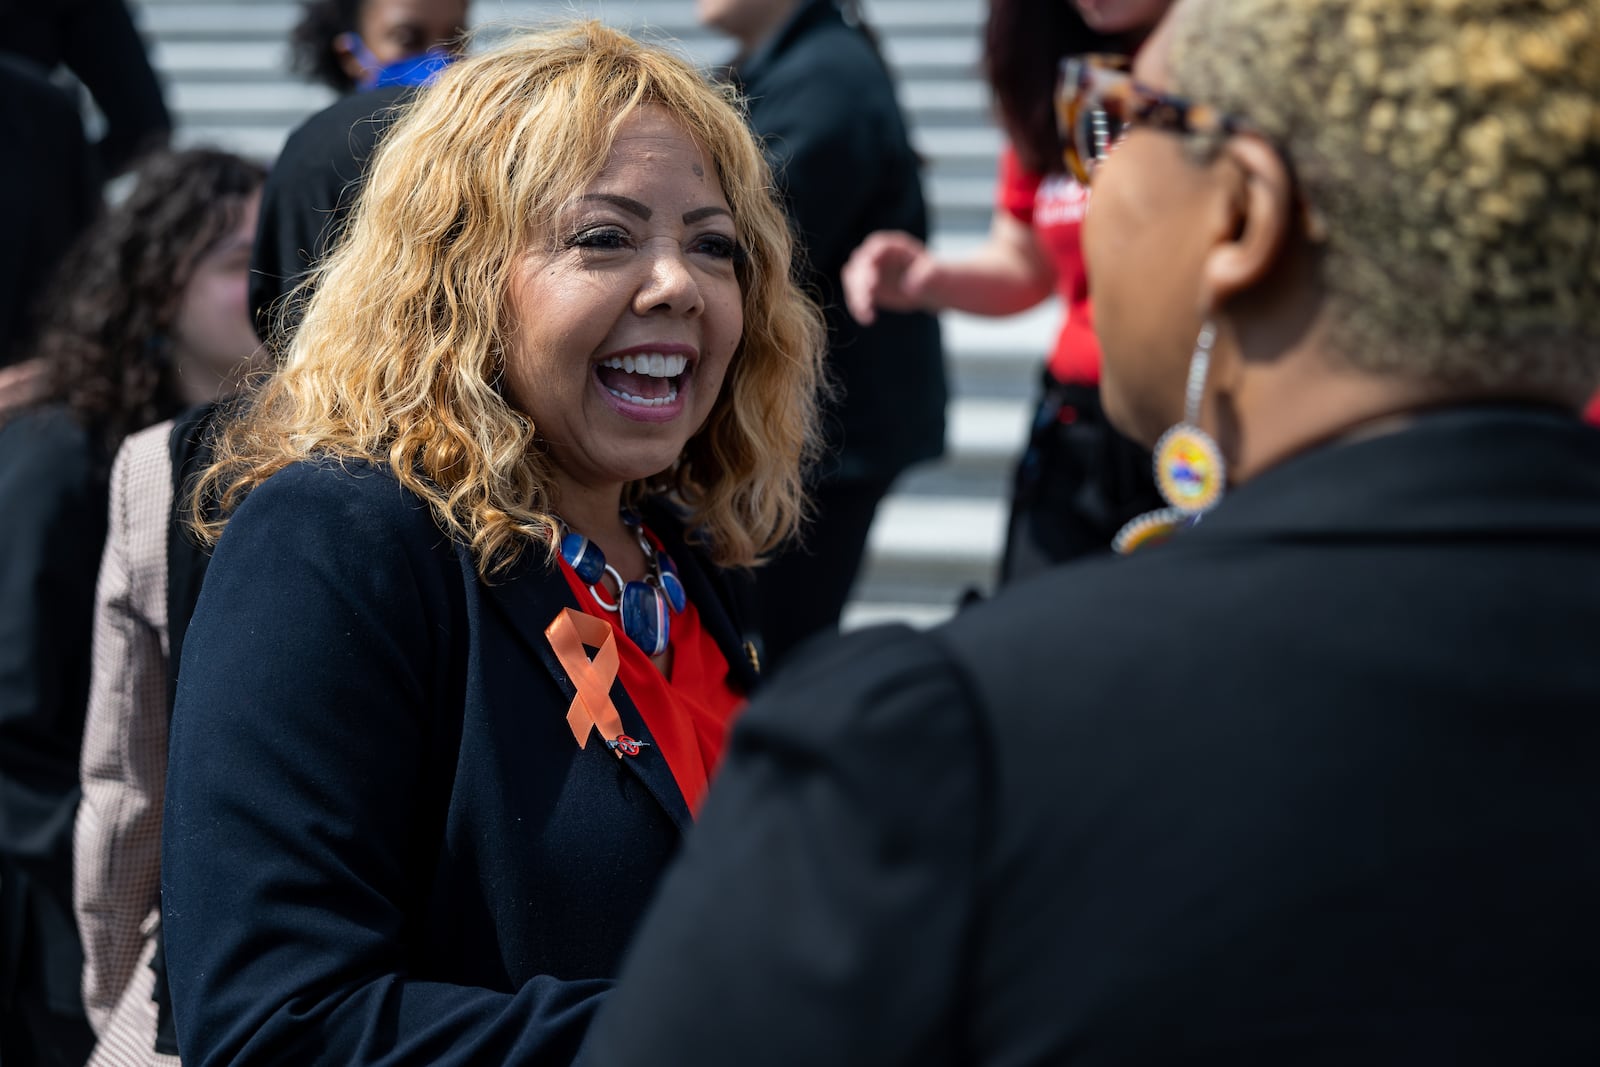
left=127, top=0, right=1046, bottom=628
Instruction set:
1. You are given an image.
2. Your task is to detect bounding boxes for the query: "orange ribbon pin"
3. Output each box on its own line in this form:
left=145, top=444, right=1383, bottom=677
left=545, top=608, right=646, bottom=758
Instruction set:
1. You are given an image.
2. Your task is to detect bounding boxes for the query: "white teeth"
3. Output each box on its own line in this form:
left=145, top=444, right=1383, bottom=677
left=599, top=353, right=689, bottom=378
left=605, top=382, right=681, bottom=406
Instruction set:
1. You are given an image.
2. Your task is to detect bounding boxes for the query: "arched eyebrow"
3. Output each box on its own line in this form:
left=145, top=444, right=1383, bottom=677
left=582, top=193, right=651, bottom=219
left=579, top=194, right=732, bottom=225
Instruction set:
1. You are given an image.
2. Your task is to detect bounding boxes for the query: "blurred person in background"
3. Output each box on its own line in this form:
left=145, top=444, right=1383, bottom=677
left=843, top=0, right=1172, bottom=581
left=290, top=0, right=470, bottom=95
left=700, top=0, right=946, bottom=668
left=251, top=0, right=471, bottom=343
left=160, top=24, right=823, bottom=1065
left=0, top=0, right=171, bottom=181
left=0, top=147, right=265, bottom=1067
left=72, top=150, right=269, bottom=1065
left=0, top=54, right=97, bottom=374
left=581, top=0, right=1600, bottom=1062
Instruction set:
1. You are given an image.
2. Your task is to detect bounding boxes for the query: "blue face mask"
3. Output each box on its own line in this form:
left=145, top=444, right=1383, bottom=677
left=338, top=33, right=457, bottom=91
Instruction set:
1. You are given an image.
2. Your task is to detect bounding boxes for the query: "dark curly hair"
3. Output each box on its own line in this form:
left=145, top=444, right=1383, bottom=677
left=290, top=0, right=365, bottom=92
left=984, top=0, right=1132, bottom=175
left=32, top=147, right=266, bottom=458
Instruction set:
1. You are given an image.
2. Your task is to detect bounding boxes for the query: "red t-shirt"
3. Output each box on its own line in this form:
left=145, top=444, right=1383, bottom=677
left=1586, top=393, right=1600, bottom=426
left=996, top=144, right=1101, bottom=386
left=556, top=539, right=744, bottom=816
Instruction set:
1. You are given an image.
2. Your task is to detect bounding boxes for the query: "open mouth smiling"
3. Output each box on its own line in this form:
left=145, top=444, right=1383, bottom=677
left=595, top=352, right=692, bottom=407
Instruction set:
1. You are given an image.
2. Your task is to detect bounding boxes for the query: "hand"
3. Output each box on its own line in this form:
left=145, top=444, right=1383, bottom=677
left=841, top=230, right=940, bottom=326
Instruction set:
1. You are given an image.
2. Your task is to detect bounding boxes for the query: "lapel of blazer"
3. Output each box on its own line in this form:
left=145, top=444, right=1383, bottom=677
left=482, top=549, right=693, bottom=834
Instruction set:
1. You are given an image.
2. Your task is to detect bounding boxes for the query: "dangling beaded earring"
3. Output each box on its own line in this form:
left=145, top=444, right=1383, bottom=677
left=1112, top=320, right=1228, bottom=554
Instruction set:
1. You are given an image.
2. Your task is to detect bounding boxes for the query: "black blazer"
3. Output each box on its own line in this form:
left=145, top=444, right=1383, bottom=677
left=0, top=56, right=97, bottom=367
left=0, top=0, right=171, bottom=177
left=0, top=407, right=105, bottom=1029
left=161, top=460, right=760, bottom=1066
left=248, top=86, right=415, bottom=343
left=733, top=0, right=946, bottom=483
left=582, top=406, right=1600, bottom=1066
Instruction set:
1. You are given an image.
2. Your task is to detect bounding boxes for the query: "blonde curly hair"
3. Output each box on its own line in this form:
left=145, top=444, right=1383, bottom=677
left=197, top=20, right=826, bottom=574
left=1170, top=0, right=1600, bottom=397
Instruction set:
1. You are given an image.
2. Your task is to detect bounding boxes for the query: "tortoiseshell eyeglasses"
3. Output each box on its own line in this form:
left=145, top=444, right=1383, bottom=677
left=1056, top=54, right=1256, bottom=185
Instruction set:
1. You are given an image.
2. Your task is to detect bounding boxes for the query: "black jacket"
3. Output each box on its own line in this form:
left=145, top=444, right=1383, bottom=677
left=583, top=405, right=1600, bottom=1065
left=0, top=408, right=106, bottom=1032
left=0, top=0, right=170, bottom=178
left=0, top=56, right=97, bottom=367
left=732, top=0, right=946, bottom=483
left=248, top=86, right=415, bottom=343
left=162, top=460, right=762, bottom=1065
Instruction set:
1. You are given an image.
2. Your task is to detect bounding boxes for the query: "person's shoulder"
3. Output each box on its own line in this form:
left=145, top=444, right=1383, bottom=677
left=277, top=86, right=415, bottom=167
left=243, top=455, right=418, bottom=507
left=934, top=549, right=1201, bottom=686
left=109, top=417, right=175, bottom=501
left=0, top=404, right=93, bottom=479
left=761, top=16, right=892, bottom=98
left=0, top=53, right=80, bottom=120
left=0, top=406, right=103, bottom=554
left=743, top=622, right=976, bottom=750
left=230, top=457, right=445, bottom=553
left=117, top=417, right=174, bottom=470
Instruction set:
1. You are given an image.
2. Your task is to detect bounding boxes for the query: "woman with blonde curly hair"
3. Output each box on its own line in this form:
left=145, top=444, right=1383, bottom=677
left=160, top=21, right=824, bottom=1066
left=579, top=1, right=1600, bottom=1063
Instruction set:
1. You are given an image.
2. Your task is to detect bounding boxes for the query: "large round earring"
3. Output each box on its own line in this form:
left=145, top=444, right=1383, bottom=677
left=1111, top=320, right=1228, bottom=554
left=1152, top=320, right=1226, bottom=514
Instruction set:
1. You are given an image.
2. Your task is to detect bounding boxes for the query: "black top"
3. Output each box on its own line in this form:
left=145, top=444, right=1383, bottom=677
left=582, top=405, right=1600, bottom=1066
left=0, top=0, right=171, bottom=177
left=248, top=86, right=416, bottom=344
left=0, top=406, right=108, bottom=1018
left=732, top=0, right=946, bottom=483
left=0, top=55, right=98, bottom=367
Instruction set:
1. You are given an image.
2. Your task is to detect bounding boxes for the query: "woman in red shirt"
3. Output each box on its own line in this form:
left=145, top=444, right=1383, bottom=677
left=843, top=0, right=1173, bottom=581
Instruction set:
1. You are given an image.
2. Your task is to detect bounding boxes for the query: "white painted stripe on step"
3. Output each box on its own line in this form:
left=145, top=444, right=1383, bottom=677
left=866, top=495, right=1005, bottom=563
left=841, top=601, right=956, bottom=632
left=949, top=398, right=1030, bottom=457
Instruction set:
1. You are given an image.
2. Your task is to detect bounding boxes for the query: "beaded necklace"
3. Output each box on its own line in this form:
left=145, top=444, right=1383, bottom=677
left=556, top=511, right=687, bottom=657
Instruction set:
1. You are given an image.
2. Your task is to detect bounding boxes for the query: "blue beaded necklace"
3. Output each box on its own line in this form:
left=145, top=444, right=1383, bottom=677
left=556, top=511, right=687, bottom=657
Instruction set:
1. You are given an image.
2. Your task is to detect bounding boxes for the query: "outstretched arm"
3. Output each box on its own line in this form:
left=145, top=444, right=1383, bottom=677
left=843, top=210, right=1056, bottom=324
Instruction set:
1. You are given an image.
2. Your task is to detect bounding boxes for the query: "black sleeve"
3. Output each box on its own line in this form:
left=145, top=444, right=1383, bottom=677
left=577, top=624, right=990, bottom=1067
left=248, top=89, right=412, bottom=342
left=0, top=57, right=98, bottom=367
left=161, top=465, right=609, bottom=1066
left=0, top=412, right=103, bottom=881
left=748, top=50, right=904, bottom=276
left=56, top=0, right=172, bottom=176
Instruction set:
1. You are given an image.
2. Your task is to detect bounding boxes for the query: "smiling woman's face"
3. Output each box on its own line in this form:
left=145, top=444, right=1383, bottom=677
left=501, top=105, right=745, bottom=506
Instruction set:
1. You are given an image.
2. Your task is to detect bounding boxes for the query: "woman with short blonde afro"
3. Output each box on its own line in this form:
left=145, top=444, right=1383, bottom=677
left=575, top=4, right=1600, bottom=1064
